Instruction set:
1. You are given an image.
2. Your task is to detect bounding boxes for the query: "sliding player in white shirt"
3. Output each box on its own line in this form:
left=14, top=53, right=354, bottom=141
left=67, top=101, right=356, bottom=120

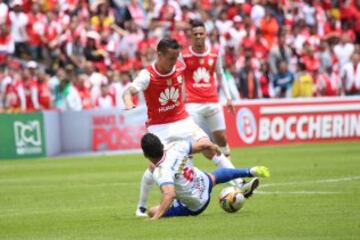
left=140, top=133, right=270, bottom=219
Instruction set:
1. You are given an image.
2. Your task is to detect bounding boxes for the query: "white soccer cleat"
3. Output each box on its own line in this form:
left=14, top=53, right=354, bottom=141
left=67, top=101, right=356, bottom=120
left=135, top=207, right=148, bottom=217
left=239, top=177, right=259, bottom=198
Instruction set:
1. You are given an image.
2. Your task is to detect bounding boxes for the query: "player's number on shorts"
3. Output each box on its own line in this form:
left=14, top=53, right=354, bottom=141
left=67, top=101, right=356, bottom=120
left=183, top=167, right=194, bottom=182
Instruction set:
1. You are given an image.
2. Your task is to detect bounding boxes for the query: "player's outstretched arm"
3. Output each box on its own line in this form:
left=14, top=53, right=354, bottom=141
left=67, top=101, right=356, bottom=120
left=122, top=86, right=138, bottom=110
left=216, top=55, right=235, bottom=115
left=191, top=140, right=221, bottom=156
left=150, top=184, right=176, bottom=220
left=122, top=69, right=150, bottom=110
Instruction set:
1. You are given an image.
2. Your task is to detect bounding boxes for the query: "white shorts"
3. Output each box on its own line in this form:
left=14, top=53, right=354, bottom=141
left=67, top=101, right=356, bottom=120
left=147, top=117, right=208, bottom=149
left=185, top=103, right=226, bottom=132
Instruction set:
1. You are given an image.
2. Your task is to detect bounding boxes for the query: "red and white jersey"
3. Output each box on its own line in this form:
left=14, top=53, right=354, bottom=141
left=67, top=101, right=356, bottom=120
left=182, top=46, right=220, bottom=103
left=38, top=82, right=51, bottom=109
left=76, top=86, right=93, bottom=109
left=131, top=61, right=188, bottom=126
left=27, top=13, right=46, bottom=46
left=4, top=79, right=20, bottom=108
left=23, top=79, right=38, bottom=111
left=95, top=94, right=114, bottom=109
left=340, top=61, right=360, bottom=93
left=316, top=72, right=340, bottom=96
left=0, top=33, right=14, bottom=63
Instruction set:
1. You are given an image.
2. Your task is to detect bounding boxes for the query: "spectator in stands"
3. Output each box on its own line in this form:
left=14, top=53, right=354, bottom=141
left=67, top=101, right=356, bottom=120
left=300, top=44, right=320, bottom=75
left=292, top=62, right=315, bottom=98
left=258, top=61, right=272, bottom=98
left=1, top=67, right=20, bottom=112
left=272, top=60, right=295, bottom=98
left=260, top=7, right=279, bottom=49
left=75, top=73, right=93, bottom=109
left=37, top=72, right=51, bottom=109
left=302, top=0, right=316, bottom=27
left=318, top=41, right=333, bottom=73
left=270, top=1, right=285, bottom=26
left=316, top=66, right=341, bottom=97
left=84, top=31, right=104, bottom=63
left=0, top=0, right=9, bottom=25
left=54, top=73, right=82, bottom=111
left=236, top=56, right=259, bottom=99
left=95, top=83, right=114, bottom=109
left=90, top=1, right=114, bottom=32
left=222, top=62, right=240, bottom=101
left=251, top=0, right=266, bottom=28
left=0, top=25, right=15, bottom=65
left=9, top=0, right=29, bottom=59
left=152, top=0, right=183, bottom=30
left=340, top=51, right=360, bottom=96
left=27, top=3, right=46, bottom=61
left=334, top=35, right=355, bottom=70
left=268, top=32, right=292, bottom=74
left=252, top=29, right=269, bottom=59
left=128, top=0, right=146, bottom=28
left=18, top=67, right=40, bottom=112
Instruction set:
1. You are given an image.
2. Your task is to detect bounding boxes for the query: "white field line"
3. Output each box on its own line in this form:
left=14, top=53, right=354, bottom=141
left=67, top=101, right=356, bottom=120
left=260, top=176, right=360, bottom=188
left=0, top=205, right=120, bottom=218
left=256, top=191, right=344, bottom=195
left=1, top=176, right=360, bottom=190
left=0, top=181, right=138, bottom=190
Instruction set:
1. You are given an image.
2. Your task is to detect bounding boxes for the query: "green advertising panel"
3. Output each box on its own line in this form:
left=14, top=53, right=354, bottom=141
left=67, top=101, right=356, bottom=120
left=0, top=112, right=46, bottom=159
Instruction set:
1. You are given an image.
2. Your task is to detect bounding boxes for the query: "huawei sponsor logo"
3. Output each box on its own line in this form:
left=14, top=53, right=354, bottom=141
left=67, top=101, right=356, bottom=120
left=193, top=67, right=211, bottom=88
left=158, top=87, right=180, bottom=112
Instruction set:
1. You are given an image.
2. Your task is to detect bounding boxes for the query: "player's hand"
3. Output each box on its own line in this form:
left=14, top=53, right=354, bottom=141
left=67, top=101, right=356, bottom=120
left=212, top=143, right=221, bottom=156
left=226, top=99, right=235, bottom=115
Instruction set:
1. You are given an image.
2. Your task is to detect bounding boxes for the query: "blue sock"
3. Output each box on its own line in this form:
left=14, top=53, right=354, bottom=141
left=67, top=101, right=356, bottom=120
left=212, top=168, right=252, bottom=184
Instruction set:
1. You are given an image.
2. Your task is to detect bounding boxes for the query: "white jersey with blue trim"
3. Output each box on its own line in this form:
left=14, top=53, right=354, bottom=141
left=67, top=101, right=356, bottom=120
left=152, top=141, right=211, bottom=211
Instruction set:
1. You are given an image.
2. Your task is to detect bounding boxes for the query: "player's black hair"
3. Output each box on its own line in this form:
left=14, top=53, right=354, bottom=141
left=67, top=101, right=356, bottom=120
left=157, top=38, right=181, bottom=53
left=190, top=19, right=205, bottom=29
left=141, top=133, right=164, bottom=160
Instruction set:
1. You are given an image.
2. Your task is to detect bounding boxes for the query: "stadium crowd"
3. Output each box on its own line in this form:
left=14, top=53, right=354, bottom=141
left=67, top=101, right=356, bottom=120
left=0, top=0, right=360, bottom=113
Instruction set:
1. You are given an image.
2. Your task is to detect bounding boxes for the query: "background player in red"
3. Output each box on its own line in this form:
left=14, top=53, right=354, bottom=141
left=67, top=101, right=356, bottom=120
left=182, top=20, right=235, bottom=159
left=123, top=38, right=258, bottom=217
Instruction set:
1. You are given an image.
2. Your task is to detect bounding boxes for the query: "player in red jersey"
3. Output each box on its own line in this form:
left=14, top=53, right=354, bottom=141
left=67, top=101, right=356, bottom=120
left=182, top=20, right=234, bottom=158
left=181, top=20, right=259, bottom=205
left=123, top=39, right=258, bottom=217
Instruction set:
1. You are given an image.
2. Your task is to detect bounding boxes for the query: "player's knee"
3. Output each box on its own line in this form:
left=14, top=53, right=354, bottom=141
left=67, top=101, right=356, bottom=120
left=212, top=130, right=227, bottom=146
left=208, top=173, right=216, bottom=186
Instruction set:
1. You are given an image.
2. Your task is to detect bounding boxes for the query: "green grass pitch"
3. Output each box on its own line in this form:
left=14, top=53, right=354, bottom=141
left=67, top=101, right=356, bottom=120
left=0, top=142, right=360, bottom=240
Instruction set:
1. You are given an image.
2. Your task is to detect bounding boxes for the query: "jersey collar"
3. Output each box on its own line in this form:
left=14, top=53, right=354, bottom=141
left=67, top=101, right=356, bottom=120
left=189, top=46, right=210, bottom=57
left=152, top=63, right=176, bottom=77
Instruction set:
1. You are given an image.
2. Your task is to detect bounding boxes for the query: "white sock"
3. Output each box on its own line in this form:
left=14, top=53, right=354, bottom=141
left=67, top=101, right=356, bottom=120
left=137, top=169, right=155, bottom=209
left=212, top=154, right=244, bottom=185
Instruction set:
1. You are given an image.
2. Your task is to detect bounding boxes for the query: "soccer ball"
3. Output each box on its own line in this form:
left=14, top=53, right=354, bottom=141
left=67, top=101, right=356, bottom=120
left=219, top=186, right=246, bottom=213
